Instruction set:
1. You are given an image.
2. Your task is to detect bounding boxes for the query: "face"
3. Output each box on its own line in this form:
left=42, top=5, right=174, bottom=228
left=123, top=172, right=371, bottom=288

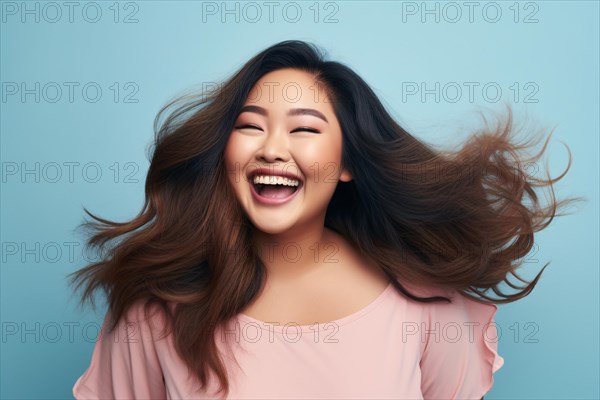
left=224, top=68, right=352, bottom=236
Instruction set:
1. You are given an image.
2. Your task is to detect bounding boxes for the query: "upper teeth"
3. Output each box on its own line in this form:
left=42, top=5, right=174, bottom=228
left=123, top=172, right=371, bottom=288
left=253, top=175, right=300, bottom=186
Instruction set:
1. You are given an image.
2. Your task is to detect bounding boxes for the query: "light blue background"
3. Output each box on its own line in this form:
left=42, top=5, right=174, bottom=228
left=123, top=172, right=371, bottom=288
left=1, top=1, right=598, bottom=398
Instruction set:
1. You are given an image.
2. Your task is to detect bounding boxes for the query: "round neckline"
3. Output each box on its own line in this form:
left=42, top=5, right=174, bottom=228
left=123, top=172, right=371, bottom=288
left=236, top=282, right=394, bottom=333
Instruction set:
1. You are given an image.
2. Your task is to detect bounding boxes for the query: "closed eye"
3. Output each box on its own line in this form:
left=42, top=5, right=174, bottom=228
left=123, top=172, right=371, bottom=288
left=235, top=124, right=263, bottom=131
left=234, top=125, right=321, bottom=134
left=291, top=127, right=321, bottom=134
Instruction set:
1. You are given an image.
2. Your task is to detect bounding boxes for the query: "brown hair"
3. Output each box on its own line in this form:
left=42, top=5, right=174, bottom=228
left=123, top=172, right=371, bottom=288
left=68, top=40, right=585, bottom=397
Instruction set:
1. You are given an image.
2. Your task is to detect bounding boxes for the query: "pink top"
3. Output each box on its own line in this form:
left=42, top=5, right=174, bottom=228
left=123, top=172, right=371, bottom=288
left=73, top=281, right=504, bottom=399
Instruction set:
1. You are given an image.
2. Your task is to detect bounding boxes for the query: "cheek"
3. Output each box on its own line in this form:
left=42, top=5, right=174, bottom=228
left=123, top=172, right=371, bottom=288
left=300, top=141, right=343, bottom=173
left=224, top=140, right=243, bottom=187
left=224, top=136, right=258, bottom=190
left=224, top=136, right=246, bottom=170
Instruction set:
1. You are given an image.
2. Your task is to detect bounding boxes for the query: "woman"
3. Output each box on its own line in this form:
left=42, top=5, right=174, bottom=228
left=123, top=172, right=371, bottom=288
left=69, top=40, right=582, bottom=399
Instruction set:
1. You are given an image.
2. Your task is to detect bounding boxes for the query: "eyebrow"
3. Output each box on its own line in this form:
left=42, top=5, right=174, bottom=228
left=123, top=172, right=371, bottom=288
left=238, top=105, right=329, bottom=123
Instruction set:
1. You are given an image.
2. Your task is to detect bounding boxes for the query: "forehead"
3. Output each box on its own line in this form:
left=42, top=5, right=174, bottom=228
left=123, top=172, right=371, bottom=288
left=246, top=68, right=333, bottom=107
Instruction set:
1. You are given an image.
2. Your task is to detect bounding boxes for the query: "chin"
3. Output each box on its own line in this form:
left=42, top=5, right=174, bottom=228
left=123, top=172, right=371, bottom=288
left=251, top=222, right=295, bottom=236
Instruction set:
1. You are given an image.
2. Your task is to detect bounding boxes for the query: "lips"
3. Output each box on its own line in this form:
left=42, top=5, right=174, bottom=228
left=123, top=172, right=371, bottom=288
left=245, top=166, right=303, bottom=206
left=249, top=176, right=302, bottom=205
left=250, top=175, right=303, bottom=196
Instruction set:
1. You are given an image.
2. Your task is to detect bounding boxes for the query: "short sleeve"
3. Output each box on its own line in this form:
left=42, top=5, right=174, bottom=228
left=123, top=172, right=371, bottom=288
left=72, top=301, right=167, bottom=399
left=419, top=290, right=504, bottom=399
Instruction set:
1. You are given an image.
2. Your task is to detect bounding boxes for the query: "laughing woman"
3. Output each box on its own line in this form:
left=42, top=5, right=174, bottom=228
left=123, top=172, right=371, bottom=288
left=69, top=40, right=583, bottom=399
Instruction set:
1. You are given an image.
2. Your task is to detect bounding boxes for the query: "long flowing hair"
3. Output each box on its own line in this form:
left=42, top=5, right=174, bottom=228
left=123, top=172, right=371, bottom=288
left=68, top=40, right=585, bottom=397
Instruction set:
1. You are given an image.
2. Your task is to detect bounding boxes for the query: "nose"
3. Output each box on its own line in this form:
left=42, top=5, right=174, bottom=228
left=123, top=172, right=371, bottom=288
left=255, top=129, right=290, bottom=163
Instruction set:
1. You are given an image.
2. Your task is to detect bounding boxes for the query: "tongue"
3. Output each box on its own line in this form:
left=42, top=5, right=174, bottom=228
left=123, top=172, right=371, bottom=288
left=260, top=185, right=295, bottom=199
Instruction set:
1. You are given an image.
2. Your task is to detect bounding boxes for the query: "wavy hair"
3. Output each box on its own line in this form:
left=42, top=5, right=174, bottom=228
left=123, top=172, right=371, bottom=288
left=68, top=40, right=585, bottom=397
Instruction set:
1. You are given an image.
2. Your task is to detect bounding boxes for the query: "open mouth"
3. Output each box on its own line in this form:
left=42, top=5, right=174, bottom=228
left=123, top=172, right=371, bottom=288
left=252, top=181, right=301, bottom=199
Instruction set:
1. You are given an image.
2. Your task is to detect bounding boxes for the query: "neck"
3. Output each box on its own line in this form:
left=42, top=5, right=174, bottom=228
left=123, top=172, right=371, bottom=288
left=252, top=223, right=336, bottom=282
